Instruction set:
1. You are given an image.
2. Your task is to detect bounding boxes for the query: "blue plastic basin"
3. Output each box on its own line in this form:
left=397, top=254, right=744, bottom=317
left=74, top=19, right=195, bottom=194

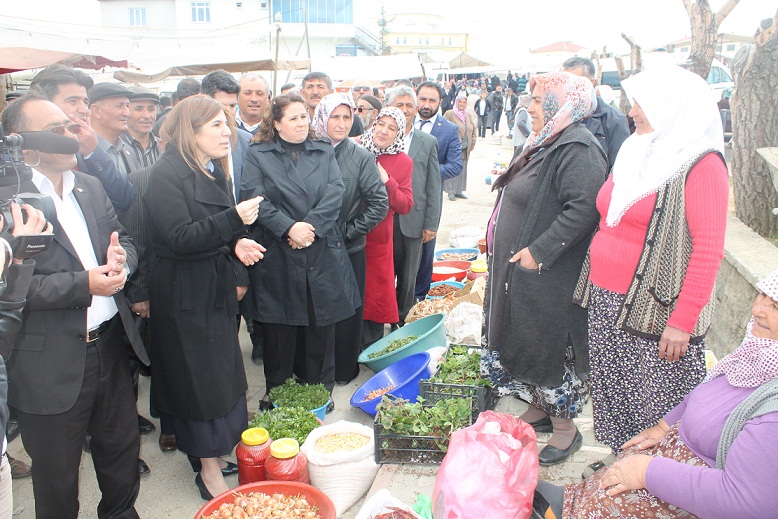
left=427, top=280, right=465, bottom=299
left=350, top=352, right=431, bottom=417
left=434, top=248, right=479, bottom=262
left=358, top=313, right=447, bottom=372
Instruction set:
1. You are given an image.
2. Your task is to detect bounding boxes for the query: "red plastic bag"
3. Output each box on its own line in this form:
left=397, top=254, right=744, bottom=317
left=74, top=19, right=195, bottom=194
left=432, top=411, right=538, bottom=519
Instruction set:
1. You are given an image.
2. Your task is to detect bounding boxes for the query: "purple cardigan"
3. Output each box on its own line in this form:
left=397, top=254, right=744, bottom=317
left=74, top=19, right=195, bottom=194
left=645, top=375, right=778, bottom=518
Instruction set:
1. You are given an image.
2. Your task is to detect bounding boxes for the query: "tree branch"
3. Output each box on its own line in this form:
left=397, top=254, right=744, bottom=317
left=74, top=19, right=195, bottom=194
left=715, top=0, right=741, bottom=27
left=621, top=33, right=639, bottom=48
left=682, top=0, right=695, bottom=17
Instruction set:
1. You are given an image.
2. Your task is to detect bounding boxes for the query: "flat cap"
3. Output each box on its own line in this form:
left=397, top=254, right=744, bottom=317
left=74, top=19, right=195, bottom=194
left=360, top=94, right=382, bottom=111
left=127, top=86, right=160, bottom=103
left=88, top=82, right=134, bottom=105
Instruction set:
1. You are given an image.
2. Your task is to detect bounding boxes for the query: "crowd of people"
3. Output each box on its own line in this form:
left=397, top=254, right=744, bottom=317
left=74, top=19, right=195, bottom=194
left=0, top=55, right=773, bottom=519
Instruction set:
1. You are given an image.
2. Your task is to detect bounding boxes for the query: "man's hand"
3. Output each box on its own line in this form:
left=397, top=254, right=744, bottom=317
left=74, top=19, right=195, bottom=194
left=235, top=238, right=266, bottom=266
left=422, top=230, right=436, bottom=243
left=10, top=201, right=53, bottom=236
left=88, top=264, right=126, bottom=296
left=509, top=247, right=538, bottom=270
left=105, top=231, right=126, bottom=277
left=236, top=286, right=248, bottom=301
left=131, top=301, right=150, bottom=319
left=69, top=114, right=99, bottom=156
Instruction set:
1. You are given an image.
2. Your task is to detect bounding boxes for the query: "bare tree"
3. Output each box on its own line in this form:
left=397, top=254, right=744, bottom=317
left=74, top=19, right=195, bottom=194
left=731, top=12, right=778, bottom=237
left=614, top=34, right=643, bottom=114
left=682, top=0, right=741, bottom=78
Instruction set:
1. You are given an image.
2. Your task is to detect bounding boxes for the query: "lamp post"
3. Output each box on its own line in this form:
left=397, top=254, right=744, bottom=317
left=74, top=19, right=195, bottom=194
left=273, top=11, right=282, bottom=97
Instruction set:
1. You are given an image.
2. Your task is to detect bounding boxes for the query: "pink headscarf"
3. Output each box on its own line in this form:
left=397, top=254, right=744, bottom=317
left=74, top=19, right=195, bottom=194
left=452, top=92, right=468, bottom=124
left=705, top=270, right=778, bottom=388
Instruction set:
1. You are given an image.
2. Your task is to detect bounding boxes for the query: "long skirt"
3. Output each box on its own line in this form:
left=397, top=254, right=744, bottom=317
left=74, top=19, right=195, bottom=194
left=588, top=285, right=706, bottom=452
left=563, top=424, right=704, bottom=518
left=443, top=158, right=468, bottom=195
left=481, top=345, right=588, bottom=419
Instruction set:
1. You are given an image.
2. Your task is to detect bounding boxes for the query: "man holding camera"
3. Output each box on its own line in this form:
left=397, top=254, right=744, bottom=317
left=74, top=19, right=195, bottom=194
left=1, top=94, right=147, bottom=519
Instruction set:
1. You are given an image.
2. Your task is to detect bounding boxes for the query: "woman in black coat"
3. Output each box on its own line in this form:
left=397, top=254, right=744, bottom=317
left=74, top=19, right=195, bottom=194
left=240, top=93, right=360, bottom=410
left=145, top=96, right=264, bottom=500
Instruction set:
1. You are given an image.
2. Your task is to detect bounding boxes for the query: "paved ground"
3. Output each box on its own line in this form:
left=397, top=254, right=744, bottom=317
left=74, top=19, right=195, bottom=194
left=7, top=130, right=609, bottom=518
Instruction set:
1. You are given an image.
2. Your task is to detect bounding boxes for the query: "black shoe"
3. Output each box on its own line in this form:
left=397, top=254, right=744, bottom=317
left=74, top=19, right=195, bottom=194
left=326, top=400, right=335, bottom=414
left=527, top=416, right=554, bottom=434
left=159, top=433, right=178, bottom=453
left=5, top=418, right=19, bottom=443
left=138, top=364, right=152, bottom=377
left=454, top=193, right=468, bottom=199
left=83, top=435, right=92, bottom=453
left=138, top=415, right=156, bottom=435
left=138, top=458, right=150, bottom=477
left=194, top=473, right=214, bottom=501
left=251, top=343, right=263, bottom=364
left=447, top=193, right=456, bottom=201
left=538, top=430, right=582, bottom=466
left=187, top=455, right=238, bottom=476
left=8, top=455, right=31, bottom=479
left=259, top=398, right=274, bottom=411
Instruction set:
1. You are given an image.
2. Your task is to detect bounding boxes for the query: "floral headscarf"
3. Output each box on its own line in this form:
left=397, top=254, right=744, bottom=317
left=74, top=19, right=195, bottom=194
left=312, top=93, right=355, bottom=143
left=517, top=93, right=531, bottom=110
left=361, top=106, right=406, bottom=156
left=705, top=270, right=778, bottom=388
left=522, top=72, right=596, bottom=152
left=452, top=92, right=468, bottom=124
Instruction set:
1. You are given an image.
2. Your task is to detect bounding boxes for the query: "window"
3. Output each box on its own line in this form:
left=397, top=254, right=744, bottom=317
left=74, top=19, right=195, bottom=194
left=680, top=46, right=689, bottom=53
left=272, top=0, right=352, bottom=24
left=396, top=37, right=400, bottom=45
left=425, top=37, right=429, bottom=45
left=441, top=38, right=444, bottom=46
left=129, top=7, right=146, bottom=27
left=448, top=38, right=452, bottom=46
left=403, top=37, right=407, bottom=45
left=191, top=1, right=211, bottom=23
left=418, top=37, right=422, bottom=45
left=726, top=43, right=736, bottom=51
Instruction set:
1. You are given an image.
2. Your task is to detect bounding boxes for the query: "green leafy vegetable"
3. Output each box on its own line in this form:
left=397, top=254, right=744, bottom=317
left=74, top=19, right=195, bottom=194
left=429, top=345, right=491, bottom=387
left=375, top=396, right=472, bottom=451
left=249, top=406, right=320, bottom=445
left=268, top=378, right=330, bottom=410
left=368, top=335, right=419, bottom=359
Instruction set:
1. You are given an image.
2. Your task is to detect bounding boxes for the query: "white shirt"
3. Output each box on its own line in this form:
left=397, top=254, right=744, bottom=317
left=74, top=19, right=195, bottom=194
left=403, top=128, right=415, bottom=154
left=31, top=169, right=118, bottom=331
left=414, top=115, right=434, bottom=134
left=235, top=110, right=261, bottom=134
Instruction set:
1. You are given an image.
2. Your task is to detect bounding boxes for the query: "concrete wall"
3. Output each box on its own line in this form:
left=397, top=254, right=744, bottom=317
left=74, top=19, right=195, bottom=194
left=706, top=214, right=778, bottom=358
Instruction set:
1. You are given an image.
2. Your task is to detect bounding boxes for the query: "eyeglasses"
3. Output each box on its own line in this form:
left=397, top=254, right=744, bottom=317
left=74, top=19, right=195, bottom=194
left=353, top=86, right=371, bottom=92
left=357, top=107, right=375, bottom=113
left=48, top=123, right=82, bottom=136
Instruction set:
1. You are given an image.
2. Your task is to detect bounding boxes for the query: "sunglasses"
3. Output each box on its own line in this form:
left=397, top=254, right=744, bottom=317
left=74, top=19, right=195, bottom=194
left=353, top=86, right=371, bottom=92
left=48, top=123, right=82, bottom=136
left=357, top=107, right=375, bottom=113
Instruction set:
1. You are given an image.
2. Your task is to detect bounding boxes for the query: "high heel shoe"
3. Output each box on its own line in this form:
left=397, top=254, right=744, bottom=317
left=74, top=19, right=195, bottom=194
left=188, top=455, right=238, bottom=476
left=194, top=473, right=214, bottom=501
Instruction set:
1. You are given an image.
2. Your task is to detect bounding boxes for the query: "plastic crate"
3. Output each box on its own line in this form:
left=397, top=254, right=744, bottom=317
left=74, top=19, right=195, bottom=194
left=419, top=380, right=495, bottom=422
left=374, top=421, right=448, bottom=464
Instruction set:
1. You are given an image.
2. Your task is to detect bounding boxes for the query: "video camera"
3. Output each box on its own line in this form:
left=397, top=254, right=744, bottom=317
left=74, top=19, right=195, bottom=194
left=0, top=123, right=77, bottom=258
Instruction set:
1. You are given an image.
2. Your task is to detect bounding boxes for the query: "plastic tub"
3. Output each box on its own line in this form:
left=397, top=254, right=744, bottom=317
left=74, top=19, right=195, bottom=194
left=477, top=238, right=487, bottom=254
left=350, top=352, right=432, bottom=417
left=194, top=480, right=335, bottom=518
left=431, top=260, right=471, bottom=282
left=427, top=281, right=465, bottom=299
left=434, top=248, right=479, bottom=262
left=358, top=313, right=447, bottom=372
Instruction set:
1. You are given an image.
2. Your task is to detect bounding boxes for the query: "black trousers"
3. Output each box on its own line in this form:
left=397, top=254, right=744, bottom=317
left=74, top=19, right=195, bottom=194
left=414, top=237, right=436, bottom=300
left=263, top=284, right=337, bottom=395
left=18, top=318, right=140, bottom=519
left=333, top=248, right=366, bottom=382
left=393, top=215, right=423, bottom=322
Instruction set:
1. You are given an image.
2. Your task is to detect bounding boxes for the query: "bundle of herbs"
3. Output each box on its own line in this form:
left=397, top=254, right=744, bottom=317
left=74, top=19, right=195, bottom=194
left=269, top=378, right=330, bottom=410
left=429, top=345, right=491, bottom=387
left=249, top=406, right=321, bottom=446
left=375, top=396, right=471, bottom=451
left=367, top=335, right=419, bottom=359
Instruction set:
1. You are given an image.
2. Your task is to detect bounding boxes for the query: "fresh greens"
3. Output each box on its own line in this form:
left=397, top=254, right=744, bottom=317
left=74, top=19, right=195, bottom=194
left=375, top=396, right=472, bottom=451
left=268, top=378, right=330, bottom=410
left=429, top=345, right=491, bottom=387
left=249, top=406, right=320, bottom=445
left=368, top=335, right=419, bottom=359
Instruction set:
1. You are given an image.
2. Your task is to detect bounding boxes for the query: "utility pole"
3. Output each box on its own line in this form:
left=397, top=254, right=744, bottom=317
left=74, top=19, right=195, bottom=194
left=273, top=12, right=282, bottom=96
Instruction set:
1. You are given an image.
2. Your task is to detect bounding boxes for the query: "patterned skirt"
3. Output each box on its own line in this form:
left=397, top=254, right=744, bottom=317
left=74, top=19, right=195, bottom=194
left=588, top=285, right=706, bottom=452
left=563, top=423, right=704, bottom=518
left=443, top=158, right=468, bottom=195
left=481, top=346, right=589, bottom=419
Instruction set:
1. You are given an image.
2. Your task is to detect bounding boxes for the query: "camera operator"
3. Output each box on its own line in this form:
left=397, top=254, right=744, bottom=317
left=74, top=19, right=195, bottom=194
left=1, top=93, right=148, bottom=519
left=0, top=202, right=52, bottom=519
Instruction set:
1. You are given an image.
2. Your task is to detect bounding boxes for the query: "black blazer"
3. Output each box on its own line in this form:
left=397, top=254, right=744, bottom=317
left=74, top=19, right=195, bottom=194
left=4, top=172, right=146, bottom=416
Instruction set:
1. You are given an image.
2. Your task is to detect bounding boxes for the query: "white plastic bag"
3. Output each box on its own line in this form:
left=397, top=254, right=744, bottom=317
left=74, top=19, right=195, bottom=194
left=426, top=346, right=448, bottom=376
left=300, top=421, right=379, bottom=517
left=448, top=226, right=483, bottom=249
left=355, top=489, right=422, bottom=519
left=445, top=303, right=483, bottom=346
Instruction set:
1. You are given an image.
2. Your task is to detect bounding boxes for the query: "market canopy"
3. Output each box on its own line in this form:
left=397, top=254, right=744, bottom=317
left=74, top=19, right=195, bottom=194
left=448, top=52, right=492, bottom=69
left=113, top=57, right=310, bottom=83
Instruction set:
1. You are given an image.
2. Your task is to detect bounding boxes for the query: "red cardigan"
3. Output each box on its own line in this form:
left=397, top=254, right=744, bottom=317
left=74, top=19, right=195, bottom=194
left=589, top=153, right=728, bottom=333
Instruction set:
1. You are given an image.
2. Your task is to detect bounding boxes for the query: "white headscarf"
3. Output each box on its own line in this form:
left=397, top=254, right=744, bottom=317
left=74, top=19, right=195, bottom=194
left=605, top=65, right=724, bottom=227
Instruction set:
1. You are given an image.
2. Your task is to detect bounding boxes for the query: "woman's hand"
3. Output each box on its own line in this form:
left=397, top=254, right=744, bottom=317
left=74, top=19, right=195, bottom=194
left=236, top=196, right=263, bottom=225
left=234, top=238, right=266, bottom=266
left=622, top=420, right=669, bottom=451
left=131, top=301, right=150, bottom=319
left=377, top=162, right=390, bottom=184
left=236, top=286, right=248, bottom=301
left=599, top=454, right=652, bottom=497
left=659, top=325, right=691, bottom=362
left=509, top=247, right=538, bottom=270
left=288, top=222, right=315, bottom=249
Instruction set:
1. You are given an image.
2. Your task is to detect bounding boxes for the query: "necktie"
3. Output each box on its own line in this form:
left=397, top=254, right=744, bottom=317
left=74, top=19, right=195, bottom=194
left=418, top=120, right=429, bottom=131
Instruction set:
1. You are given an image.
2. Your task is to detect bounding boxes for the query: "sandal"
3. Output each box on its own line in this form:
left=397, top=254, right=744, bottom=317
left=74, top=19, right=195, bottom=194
left=581, top=452, right=616, bottom=479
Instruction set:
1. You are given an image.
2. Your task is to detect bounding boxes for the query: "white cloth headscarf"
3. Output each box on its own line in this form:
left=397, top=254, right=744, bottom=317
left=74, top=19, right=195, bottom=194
left=605, top=65, right=724, bottom=227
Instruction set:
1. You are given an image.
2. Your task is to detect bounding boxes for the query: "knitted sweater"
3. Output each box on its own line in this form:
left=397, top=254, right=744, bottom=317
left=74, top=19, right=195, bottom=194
left=588, top=153, right=728, bottom=333
left=646, top=375, right=778, bottom=518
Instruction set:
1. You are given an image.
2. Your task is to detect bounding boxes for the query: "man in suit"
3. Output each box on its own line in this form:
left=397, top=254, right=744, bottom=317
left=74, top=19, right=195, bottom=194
left=1, top=94, right=147, bottom=518
left=29, top=65, right=136, bottom=211
left=387, top=86, right=442, bottom=323
left=156, top=95, right=172, bottom=120
left=411, top=81, right=462, bottom=300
